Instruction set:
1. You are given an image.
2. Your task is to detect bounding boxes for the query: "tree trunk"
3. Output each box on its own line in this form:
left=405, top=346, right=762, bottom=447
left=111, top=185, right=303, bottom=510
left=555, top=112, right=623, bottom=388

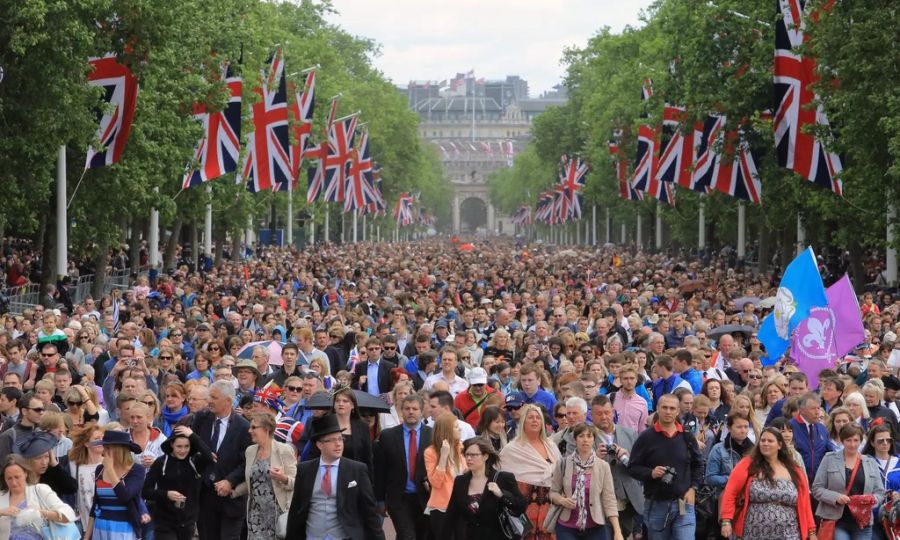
left=214, top=226, right=226, bottom=266
left=91, top=238, right=110, bottom=299
left=758, top=224, right=770, bottom=276
left=231, top=230, right=241, bottom=261
left=848, top=239, right=866, bottom=291
left=163, top=217, right=182, bottom=272
left=129, top=217, right=142, bottom=272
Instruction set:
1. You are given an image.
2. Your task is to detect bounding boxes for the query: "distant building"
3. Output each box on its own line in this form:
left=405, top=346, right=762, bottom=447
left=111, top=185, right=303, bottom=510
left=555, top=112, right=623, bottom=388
left=401, top=74, right=566, bottom=234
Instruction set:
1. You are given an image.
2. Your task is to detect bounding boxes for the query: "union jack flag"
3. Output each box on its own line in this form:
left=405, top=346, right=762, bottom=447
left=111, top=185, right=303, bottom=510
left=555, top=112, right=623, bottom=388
left=320, top=117, right=358, bottom=203
left=535, top=190, right=556, bottom=224
left=85, top=54, right=139, bottom=169
left=608, top=140, right=642, bottom=201
left=182, top=63, right=242, bottom=189
left=655, top=105, right=695, bottom=188
left=631, top=125, right=674, bottom=206
left=242, top=49, right=291, bottom=193
left=557, top=154, right=588, bottom=221
left=344, top=128, right=376, bottom=213
left=774, top=0, right=843, bottom=195
left=512, top=205, right=532, bottom=226
left=284, top=69, right=316, bottom=192
left=394, top=192, right=415, bottom=226
left=366, top=164, right=386, bottom=216
left=691, top=115, right=762, bottom=204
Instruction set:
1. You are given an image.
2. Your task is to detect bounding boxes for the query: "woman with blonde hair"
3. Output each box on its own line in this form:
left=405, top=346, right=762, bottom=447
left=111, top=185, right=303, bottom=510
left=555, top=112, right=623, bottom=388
left=67, top=423, right=105, bottom=533
left=84, top=431, right=146, bottom=540
left=759, top=379, right=786, bottom=426
left=127, top=402, right=166, bottom=470
left=307, top=356, right=336, bottom=389
left=424, top=412, right=467, bottom=538
left=718, top=394, right=761, bottom=444
left=379, top=381, right=413, bottom=430
left=485, top=329, right=515, bottom=363
left=64, top=384, right=101, bottom=429
left=844, top=391, right=871, bottom=430
left=499, top=403, right=562, bottom=540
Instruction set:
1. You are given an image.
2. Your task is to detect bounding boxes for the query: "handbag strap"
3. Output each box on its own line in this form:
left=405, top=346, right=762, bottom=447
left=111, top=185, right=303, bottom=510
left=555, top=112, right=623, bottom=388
left=845, top=457, right=862, bottom=496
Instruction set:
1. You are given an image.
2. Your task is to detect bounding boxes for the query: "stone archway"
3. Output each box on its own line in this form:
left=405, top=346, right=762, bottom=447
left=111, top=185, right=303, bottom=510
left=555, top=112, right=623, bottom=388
left=459, top=197, right=487, bottom=232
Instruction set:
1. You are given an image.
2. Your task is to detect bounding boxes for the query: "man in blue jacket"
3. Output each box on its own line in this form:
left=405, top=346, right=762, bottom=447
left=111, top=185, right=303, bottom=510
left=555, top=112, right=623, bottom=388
left=789, top=392, right=836, bottom=481
left=673, top=350, right=702, bottom=394
left=651, top=355, right=691, bottom=410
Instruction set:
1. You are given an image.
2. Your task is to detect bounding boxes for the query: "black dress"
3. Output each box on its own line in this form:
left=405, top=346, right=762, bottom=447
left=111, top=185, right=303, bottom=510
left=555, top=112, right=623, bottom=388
left=442, top=470, right=526, bottom=540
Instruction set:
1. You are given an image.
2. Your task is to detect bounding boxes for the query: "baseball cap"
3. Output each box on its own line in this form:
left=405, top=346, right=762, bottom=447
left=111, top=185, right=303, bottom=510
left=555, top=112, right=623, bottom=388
left=505, top=392, right=525, bottom=409
left=468, top=367, right=488, bottom=385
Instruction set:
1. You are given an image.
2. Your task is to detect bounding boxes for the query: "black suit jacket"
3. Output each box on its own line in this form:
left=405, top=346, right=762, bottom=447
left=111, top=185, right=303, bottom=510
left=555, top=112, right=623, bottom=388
left=191, top=410, right=252, bottom=517
left=286, top=457, right=386, bottom=540
left=373, top=423, right=432, bottom=509
left=442, top=470, right=525, bottom=540
left=351, top=358, right=397, bottom=395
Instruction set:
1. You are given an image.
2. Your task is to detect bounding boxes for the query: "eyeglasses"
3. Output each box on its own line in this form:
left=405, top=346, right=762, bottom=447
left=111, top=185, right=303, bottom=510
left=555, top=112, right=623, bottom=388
left=26, top=407, right=45, bottom=413
left=876, top=438, right=893, bottom=444
left=171, top=333, right=183, bottom=337
left=159, top=355, right=173, bottom=360
left=748, top=374, right=763, bottom=380
left=141, top=400, right=156, bottom=407
left=382, top=346, right=396, bottom=351
left=460, top=356, right=470, bottom=360
left=41, top=353, right=56, bottom=358
left=319, top=437, right=343, bottom=444
left=208, top=347, right=220, bottom=351
left=286, top=385, right=303, bottom=392
left=554, top=413, right=566, bottom=419
left=67, top=401, right=83, bottom=407
left=464, top=452, right=483, bottom=458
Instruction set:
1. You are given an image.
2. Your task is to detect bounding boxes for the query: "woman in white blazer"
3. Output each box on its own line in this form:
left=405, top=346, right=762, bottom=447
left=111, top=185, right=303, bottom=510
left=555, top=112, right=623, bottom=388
left=232, top=413, right=297, bottom=540
left=0, top=454, right=77, bottom=539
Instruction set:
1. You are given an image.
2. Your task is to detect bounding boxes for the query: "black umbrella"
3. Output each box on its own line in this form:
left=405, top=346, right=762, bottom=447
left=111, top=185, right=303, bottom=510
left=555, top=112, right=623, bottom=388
left=708, top=324, right=756, bottom=340
left=305, top=389, right=391, bottom=412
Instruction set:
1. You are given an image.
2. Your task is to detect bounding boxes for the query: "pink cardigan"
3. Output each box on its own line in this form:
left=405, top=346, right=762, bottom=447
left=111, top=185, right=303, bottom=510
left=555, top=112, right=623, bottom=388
left=424, top=445, right=466, bottom=511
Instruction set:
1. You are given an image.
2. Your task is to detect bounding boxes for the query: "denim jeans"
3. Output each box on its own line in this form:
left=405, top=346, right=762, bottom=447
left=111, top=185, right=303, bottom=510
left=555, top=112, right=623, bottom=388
left=644, top=499, right=695, bottom=540
left=835, top=523, right=873, bottom=540
left=556, top=524, right=608, bottom=540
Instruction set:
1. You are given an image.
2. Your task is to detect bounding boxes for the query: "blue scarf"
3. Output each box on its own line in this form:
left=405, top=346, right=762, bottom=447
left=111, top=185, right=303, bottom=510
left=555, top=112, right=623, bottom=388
left=161, top=405, right=189, bottom=437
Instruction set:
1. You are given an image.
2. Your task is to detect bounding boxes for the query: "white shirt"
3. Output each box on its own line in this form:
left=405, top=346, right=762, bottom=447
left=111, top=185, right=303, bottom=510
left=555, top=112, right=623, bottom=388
left=423, top=372, right=469, bottom=397
left=426, top=416, right=476, bottom=442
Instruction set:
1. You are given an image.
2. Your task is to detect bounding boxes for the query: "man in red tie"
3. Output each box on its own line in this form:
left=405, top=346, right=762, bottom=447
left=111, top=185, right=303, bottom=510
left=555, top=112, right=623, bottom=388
left=374, top=394, right=433, bottom=540
left=286, top=414, right=386, bottom=540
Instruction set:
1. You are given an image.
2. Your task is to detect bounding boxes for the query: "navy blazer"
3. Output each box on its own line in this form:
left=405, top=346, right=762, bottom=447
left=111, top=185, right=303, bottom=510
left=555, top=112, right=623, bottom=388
left=790, top=415, right=835, bottom=479
left=191, top=410, right=252, bottom=517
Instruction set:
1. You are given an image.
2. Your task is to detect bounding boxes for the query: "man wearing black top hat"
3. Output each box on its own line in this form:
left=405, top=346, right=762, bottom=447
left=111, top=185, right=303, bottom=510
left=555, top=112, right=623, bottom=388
left=286, top=414, right=385, bottom=540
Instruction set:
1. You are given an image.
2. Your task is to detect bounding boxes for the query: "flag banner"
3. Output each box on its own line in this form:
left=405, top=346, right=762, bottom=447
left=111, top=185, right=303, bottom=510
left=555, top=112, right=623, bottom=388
left=774, top=0, right=843, bottom=195
left=656, top=105, right=695, bottom=188
left=285, top=68, right=316, bottom=192
left=242, top=48, right=291, bottom=193
left=759, top=247, right=828, bottom=364
left=85, top=54, right=139, bottom=169
left=182, top=63, right=242, bottom=189
left=556, top=154, right=588, bottom=221
left=344, top=128, right=375, bottom=213
left=631, top=125, right=674, bottom=205
left=792, top=274, right=866, bottom=387
left=609, top=141, right=642, bottom=201
left=321, top=117, right=358, bottom=203
left=691, top=115, right=763, bottom=204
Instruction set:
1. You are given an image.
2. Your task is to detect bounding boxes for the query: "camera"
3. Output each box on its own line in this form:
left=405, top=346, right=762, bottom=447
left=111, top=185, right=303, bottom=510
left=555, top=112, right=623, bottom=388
left=660, top=466, right=677, bottom=485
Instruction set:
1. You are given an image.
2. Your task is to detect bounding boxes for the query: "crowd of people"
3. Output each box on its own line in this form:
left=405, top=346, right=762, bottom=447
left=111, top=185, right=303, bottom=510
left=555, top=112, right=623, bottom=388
left=0, top=238, right=898, bottom=540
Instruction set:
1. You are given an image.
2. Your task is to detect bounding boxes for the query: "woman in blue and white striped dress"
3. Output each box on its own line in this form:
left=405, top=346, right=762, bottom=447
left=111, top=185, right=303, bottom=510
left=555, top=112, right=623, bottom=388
left=85, top=431, right=146, bottom=540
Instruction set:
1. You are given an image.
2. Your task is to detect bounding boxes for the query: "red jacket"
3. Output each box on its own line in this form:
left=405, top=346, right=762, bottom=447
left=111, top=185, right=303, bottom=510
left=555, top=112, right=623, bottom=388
left=720, top=456, right=815, bottom=538
left=454, top=387, right=497, bottom=428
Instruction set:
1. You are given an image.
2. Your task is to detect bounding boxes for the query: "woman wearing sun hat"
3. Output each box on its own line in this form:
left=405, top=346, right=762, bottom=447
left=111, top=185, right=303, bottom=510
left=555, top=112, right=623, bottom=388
left=84, top=431, right=146, bottom=540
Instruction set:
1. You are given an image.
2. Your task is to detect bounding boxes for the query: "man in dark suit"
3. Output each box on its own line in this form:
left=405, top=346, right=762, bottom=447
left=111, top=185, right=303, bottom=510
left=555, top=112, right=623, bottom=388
left=351, top=336, right=396, bottom=396
left=192, top=380, right=252, bottom=540
left=286, top=414, right=385, bottom=540
left=374, top=394, right=432, bottom=540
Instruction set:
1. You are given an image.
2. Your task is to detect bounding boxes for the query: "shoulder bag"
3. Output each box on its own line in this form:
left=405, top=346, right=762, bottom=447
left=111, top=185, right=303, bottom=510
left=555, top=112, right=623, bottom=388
left=493, top=470, right=532, bottom=540
left=819, top=457, right=861, bottom=540
left=35, top=486, right=80, bottom=540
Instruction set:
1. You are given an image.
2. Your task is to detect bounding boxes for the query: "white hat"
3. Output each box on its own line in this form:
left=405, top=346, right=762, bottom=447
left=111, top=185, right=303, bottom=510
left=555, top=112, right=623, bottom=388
left=468, top=367, right=488, bottom=385
left=884, top=331, right=897, bottom=344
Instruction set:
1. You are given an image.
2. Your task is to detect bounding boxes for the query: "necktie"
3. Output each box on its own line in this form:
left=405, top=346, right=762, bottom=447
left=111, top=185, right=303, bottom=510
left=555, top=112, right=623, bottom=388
left=408, top=429, right=418, bottom=482
left=212, top=419, right=223, bottom=452
left=321, top=464, right=332, bottom=497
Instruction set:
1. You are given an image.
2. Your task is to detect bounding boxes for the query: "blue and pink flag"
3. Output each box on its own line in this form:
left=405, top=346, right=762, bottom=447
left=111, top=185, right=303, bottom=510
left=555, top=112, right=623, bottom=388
left=791, top=274, right=866, bottom=388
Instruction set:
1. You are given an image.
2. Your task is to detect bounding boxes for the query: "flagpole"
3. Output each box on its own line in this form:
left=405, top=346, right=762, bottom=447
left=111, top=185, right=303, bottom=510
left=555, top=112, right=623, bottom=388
left=655, top=202, right=663, bottom=251
left=309, top=206, right=315, bottom=245
left=737, top=202, right=746, bottom=261
left=636, top=215, right=643, bottom=250
left=796, top=212, right=805, bottom=256
left=149, top=187, right=159, bottom=269
left=592, top=205, right=597, bottom=246
left=324, top=209, right=330, bottom=243
left=362, top=214, right=367, bottom=242
left=698, top=198, right=706, bottom=253
left=605, top=207, right=610, bottom=244
left=56, top=146, right=67, bottom=280
left=621, top=222, right=626, bottom=245
left=352, top=212, right=358, bottom=243
left=204, top=185, right=213, bottom=257
left=286, top=186, right=293, bottom=247
left=888, top=204, right=898, bottom=284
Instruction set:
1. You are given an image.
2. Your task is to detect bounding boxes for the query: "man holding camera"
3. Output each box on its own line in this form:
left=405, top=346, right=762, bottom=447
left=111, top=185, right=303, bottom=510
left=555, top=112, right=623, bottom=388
left=591, top=395, right=644, bottom=540
left=627, top=393, right=702, bottom=540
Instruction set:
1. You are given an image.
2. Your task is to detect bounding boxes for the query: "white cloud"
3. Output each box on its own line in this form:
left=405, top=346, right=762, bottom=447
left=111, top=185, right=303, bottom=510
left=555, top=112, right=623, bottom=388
left=325, top=0, right=655, bottom=95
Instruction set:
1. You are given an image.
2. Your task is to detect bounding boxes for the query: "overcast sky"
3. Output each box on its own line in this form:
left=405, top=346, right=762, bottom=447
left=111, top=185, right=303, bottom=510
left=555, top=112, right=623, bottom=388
left=325, top=0, right=656, bottom=96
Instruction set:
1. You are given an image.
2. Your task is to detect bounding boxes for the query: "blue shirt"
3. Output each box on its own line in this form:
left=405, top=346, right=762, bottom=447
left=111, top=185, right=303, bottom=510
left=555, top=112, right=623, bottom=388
left=402, top=423, right=422, bottom=493
left=522, top=388, right=557, bottom=413
left=316, top=460, right=340, bottom=496
left=366, top=361, right=381, bottom=396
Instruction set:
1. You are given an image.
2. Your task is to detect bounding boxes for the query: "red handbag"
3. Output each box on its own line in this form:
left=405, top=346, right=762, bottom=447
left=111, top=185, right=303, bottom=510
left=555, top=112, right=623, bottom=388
left=818, top=458, right=862, bottom=540
left=848, top=494, right=877, bottom=528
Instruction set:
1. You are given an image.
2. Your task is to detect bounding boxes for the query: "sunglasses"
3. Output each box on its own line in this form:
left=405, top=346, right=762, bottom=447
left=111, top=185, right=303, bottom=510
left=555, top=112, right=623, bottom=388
left=382, top=346, right=397, bottom=351
left=748, top=374, right=762, bottom=380
left=554, top=413, right=566, bottom=419
left=41, top=353, right=56, bottom=358
left=208, top=347, right=220, bottom=351
left=26, top=407, right=45, bottom=413
left=286, top=385, right=303, bottom=392
left=159, top=355, right=173, bottom=360
left=876, top=438, right=893, bottom=444
left=171, top=333, right=183, bottom=337
left=67, top=401, right=83, bottom=407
